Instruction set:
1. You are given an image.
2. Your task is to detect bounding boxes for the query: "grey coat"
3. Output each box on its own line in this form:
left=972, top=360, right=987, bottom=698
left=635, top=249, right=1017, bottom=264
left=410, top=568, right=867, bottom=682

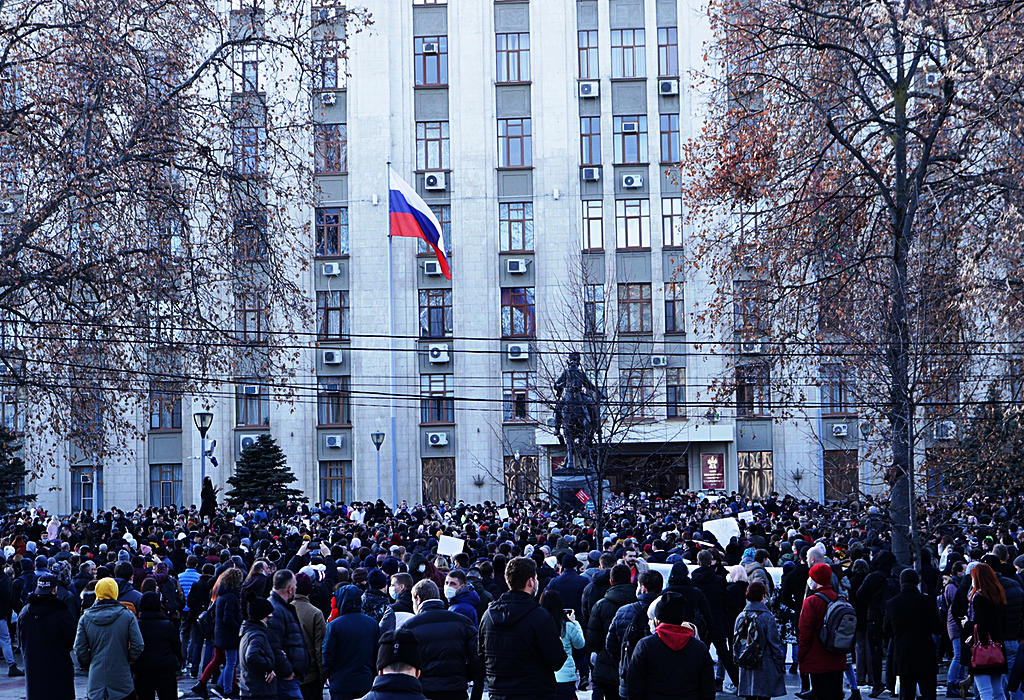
left=734, top=601, right=786, bottom=698
left=74, top=599, right=145, bottom=700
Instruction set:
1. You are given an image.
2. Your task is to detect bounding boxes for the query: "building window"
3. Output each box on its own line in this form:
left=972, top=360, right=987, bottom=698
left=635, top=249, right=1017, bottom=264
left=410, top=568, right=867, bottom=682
left=657, top=27, right=678, bottom=77
left=233, top=43, right=260, bottom=93
left=501, top=287, right=536, bottom=338
left=498, top=118, right=532, bottom=168
left=660, top=114, right=680, bottom=162
left=414, top=36, right=448, bottom=87
left=422, top=457, right=457, bottom=504
left=320, top=460, right=352, bottom=502
left=314, top=123, right=347, bottom=174
left=419, top=289, right=453, bottom=338
left=611, top=29, right=646, bottom=78
left=234, top=209, right=267, bottom=260
left=148, top=386, right=182, bottom=431
left=662, top=197, right=683, bottom=247
left=0, top=390, right=19, bottom=433
left=613, top=115, right=648, bottom=164
left=1010, top=358, right=1024, bottom=404
left=71, top=466, right=103, bottom=513
left=582, top=200, right=604, bottom=250
left=580, top=116, right=601, bottom=165
left=499, top=202, right=534, bottom=252
left=620, top=368, right=654, bottom=418
left=502, top=371, right=533, bottom=421
left=316, top=290, right=350, bottom=340
left=235, top=292, right=267, bottom=344
left=232, top=126, right=264, bottom=175
left=667, top=368, right=686, bottom=418
left=315, top=207, right=349, bottom=257
left=420, top=374, right=454, bottom=424
left=150, top=464, right=182, bottom=507
left=496, top=33, right=530, bottom=82
left=584, top=284, right=605, bottom=335
left=615, top=198, right=651, bottom=249
left=416, top=121, right=449, bottom=170
left=665, top=282, right=686, bottom=334
left=738, top=451, right=774, bottom=499
left=418, top=205, right=452, bottom=257
left=578, top=29, right=599, bottom=79
left=733, top=280, right=767, bottom=334
left=236, top=380, right=270, bottom=427
left=821, top=364, right=849, bottom=414
left=317, top=378, right=352, bottom=425
left=413, top=0, right=445, bottom=4
left=736, top=363, right=771, bottom=417
left=312, top=37, right=345, bottom=90
left=618, top=283, right=653, bottom=334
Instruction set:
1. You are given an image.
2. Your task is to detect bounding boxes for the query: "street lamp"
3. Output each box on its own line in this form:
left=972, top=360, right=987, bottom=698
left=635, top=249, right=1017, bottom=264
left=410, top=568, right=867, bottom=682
left=193, top=411, right=214, bottom=487
left=371, top=431, right=386, bottom=501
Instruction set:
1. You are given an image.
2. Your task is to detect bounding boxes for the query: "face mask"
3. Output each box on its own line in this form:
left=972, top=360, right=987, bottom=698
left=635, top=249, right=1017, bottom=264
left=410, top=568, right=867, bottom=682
left=444, top=585, right=457, bottom=600
left=388, top=586, right=398, bottom=599
left=418, top=565, right=426, bottom=574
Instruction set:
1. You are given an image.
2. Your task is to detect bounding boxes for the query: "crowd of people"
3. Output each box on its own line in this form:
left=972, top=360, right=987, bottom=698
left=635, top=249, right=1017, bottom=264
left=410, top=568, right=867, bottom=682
left=0, top=486, right=1023, bottom=700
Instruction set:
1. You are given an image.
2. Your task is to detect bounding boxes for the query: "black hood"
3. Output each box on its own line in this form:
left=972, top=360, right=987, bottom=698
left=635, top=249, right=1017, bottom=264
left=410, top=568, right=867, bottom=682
left=488, top=590, right=540, bottom=628
left=667, top=562, right=691, bottom=587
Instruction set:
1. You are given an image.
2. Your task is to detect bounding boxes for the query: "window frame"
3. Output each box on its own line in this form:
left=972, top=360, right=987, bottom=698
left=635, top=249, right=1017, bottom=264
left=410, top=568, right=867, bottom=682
left=319, top=460, right=353, bottom=503
left=235, top=380, right=271, bottom=427
left=659, top=113, right=680, bottom=163
left=316, top=289, right=350, bottom=340
left=496, top=32, right=531, bottom=83
left=615, top=198, right=651, bottom=249
left=612, top=115, right=648, bottom=164
left=611, top=28, right=646, bottom=79
left=580, top=116, right=601, bottom=165
left=733, top=280, right=767, bottom=334
left=420, top=374, right=455, bottom=424
left=233, top=208, right=268, bottom=261
left=317, top=377, right=352, bottom=426
left=414, top=35, right=449, bottom=87
left=736, top=363, right=771, bottom=418
left=148, top=386, right=182, bottom=432
left=620, top=368, right=654, bottom=419
left=233, top=42, right=261, bottom=94
left=666, top=367, right=686, bottom=418
left=416, top=120, right=450, bottom=171
left=149, top=463, right=182, bottom=508
left=497, top=118, right=533, bottom=168
left=584, top=283, right=605, bottom=336
left=235, top=291, right=268, bottom=344
left=314, top=123, right=348, bottom=174
left=315, top=206, right=349, bottom=257
left=657, top=26, right=679, bottom=77
left=578, top=30, right=599, bottom=79
left=312, top=37, right=345, bottom=90
left=232, top=125, right=265, bottom=176
left=617, top=282, right=653, bottom=334
left=664, top=281, right=686, bottom=334
left=418, top=205, right=452, bottom=257
left=418, top=289, right=453, bottom=338
left=499, top=201, right=534, bottom=252
left=502, top=371, right=534, bottom=422
left=662, top=197, right=684, bottom=247
left=582, top=200, right=604, bottom=251
left=501, top=287, right=536, bottom=338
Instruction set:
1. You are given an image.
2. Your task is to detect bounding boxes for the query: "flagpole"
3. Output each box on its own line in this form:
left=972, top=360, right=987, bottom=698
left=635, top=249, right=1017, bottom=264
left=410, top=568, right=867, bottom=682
left=386, top=162, right=398, bottom=510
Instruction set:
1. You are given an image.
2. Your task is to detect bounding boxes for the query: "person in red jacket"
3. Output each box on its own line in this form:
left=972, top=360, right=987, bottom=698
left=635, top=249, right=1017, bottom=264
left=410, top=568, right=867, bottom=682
left=799, top=563, right=848, bottom=700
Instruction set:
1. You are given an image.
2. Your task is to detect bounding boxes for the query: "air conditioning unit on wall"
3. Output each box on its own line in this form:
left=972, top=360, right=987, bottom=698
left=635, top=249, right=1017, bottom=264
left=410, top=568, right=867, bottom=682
left=427, top=431, right=449, bottom=447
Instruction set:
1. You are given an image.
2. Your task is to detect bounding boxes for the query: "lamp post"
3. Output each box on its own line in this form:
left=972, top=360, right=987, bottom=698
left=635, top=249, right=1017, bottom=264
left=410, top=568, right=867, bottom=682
left=193, top=411, right=214, bottom=490
left=371, top=431, right=386, bottom=501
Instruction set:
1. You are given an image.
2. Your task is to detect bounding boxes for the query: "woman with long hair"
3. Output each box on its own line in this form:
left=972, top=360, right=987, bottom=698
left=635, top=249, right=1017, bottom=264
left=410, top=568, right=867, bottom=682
left=539, top=588, right=585, bottom=700
left=192, top=567, right=244, bottom=699
left=967, top=563, right=1007, bottom=700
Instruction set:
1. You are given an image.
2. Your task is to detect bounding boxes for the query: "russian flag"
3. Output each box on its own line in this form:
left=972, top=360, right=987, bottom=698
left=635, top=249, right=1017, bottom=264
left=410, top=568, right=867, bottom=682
left=389, top=167, right=451, bottom=279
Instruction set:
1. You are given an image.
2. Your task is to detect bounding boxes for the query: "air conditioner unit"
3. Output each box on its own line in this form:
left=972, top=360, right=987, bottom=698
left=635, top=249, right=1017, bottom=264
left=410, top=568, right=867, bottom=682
left=582, top=167, right=601, bottom=182
left=936, top=420, right=957, bottom=440
left=325, top=434, right=344, bottom=449
left=424, top=171, right=446, bottom=190
left=322, top=262, right=341, bottom=276
left=427, top=431, right=449, bottom=447
left=320, top=92, right=336, bottom=106
left=242, top=384, right=260, bottom=395
left=622, top=174, right=643, bottom=188
left=423, top=260, right=443, bottom=276
left=506, top=259, right=527, bottom=275
left=0, top=201, right=14, bottom=214
left=659, top=79, right=680, bottom=95
left=238, top=434, right=258, bottom=453
left=578, top=81, right=600, bottom=98
left=507, top=343, right=529, bottom=361
left=622, top=121, right=639, bottom=133
left=2, top=393, right=15, bottom=403
left=427, top=344, right=450, bottom=363
left=322, top=350, right=343, bottom=365
left=423, top=42, right=440, bottom=54
left=651, top=355, right=668, bottom=368
left=324, top=382, right=341, bottom=393
left=315, top=7, right=331, bottom=24
left=924, top=72, right=940, bottom=87
left=831, top=424, right=849, bottom=438
left=739, top=341, right=760, bottom=354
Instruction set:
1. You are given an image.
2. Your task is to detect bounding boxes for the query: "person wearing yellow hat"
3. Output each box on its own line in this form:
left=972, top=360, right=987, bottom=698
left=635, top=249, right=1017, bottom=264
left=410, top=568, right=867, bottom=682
left=74, top=577, right=145, bottom=700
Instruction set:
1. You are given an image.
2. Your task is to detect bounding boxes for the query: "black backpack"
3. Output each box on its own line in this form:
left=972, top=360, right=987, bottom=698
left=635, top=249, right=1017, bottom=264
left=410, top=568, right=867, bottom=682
left=619, top=602, right=651, bottom=672
left=733, top=610, right=765, bottom=669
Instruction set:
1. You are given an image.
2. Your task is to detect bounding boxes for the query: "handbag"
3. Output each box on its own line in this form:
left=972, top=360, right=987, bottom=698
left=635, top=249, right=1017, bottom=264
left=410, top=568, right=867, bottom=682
left=969, top=624, right=1006, bottom=672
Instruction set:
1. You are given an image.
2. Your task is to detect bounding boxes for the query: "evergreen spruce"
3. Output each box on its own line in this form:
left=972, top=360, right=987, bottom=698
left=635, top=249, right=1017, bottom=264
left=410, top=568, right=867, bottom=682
left=0, top=426, right=35, bottom=512
left=226, top=434, right=306, bottom=508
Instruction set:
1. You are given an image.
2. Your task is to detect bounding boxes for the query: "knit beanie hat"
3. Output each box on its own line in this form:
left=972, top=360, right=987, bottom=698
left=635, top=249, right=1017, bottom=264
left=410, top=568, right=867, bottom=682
left=809, top=562, right=832, bottom=587
left=95, top=577, right=119, bottom=601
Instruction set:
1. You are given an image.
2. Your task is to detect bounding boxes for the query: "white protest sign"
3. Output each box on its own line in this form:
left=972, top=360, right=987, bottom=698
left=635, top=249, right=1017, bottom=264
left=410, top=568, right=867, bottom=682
left=738, top=511, right=754, bottom=523
left=437, top=535, right=465, bottom=557
left=498, top=507, right=510, bottom=520
left=702, top=517, right=740, bottom=547
left=766, top=567, right=784, bottom=590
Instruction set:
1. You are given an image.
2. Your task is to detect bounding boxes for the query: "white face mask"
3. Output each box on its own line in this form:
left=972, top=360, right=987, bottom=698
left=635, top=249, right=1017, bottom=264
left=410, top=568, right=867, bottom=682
left=444, top=585, right=457, bottom=600
left=388, top=586, right=398, bottom=599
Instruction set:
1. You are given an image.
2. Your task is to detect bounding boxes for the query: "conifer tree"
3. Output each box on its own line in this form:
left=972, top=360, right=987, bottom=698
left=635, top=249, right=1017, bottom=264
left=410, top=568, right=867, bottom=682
left=226, top=434, right=305, bottom=508
left=0, top=427, right=35, bottom=512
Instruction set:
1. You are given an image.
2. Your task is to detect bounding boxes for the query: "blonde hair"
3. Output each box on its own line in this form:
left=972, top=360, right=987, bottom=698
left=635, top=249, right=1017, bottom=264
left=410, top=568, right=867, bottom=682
left=728, top=564, right=749, bottom=583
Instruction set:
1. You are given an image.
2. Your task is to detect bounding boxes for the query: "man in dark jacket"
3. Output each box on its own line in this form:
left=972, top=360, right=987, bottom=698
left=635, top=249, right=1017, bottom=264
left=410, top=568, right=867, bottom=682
left=0, top=556, right=23, bottom=677
left=691, top=549, right=739, bottom=690
left=363, top=569, right=392, bottom=623
left=186, top=564, right=215, bottom=677
left=266, top=570, right=309, bottom=700
left=588, top=563, right=638, bottom=700
left=662, top=562, right=713, bottom=642
left=364, top=628, right=429, bottom=700
left=134, top=591, right=184, bottom=700
left=478, top=556, right=567, bottom=700
left=884, top=569, right=940, bottom=700
left=582, top=554, right=616, bottom=631
left=626, top=591, right=716, bottom=700
left=18, top=574, right=75, bottom=699
left=391, top=572, right=415, bottom=614
left=856, top=551, right=896, bottom=697
left=322, top=585, right=379, bottom=700
left=240, top=598, right=280, bottom=700
left=403, top=578, right=483, bottom=700
left=606, top=569, right=663, bottom=700
left=547, top=554, right=590, bottom=618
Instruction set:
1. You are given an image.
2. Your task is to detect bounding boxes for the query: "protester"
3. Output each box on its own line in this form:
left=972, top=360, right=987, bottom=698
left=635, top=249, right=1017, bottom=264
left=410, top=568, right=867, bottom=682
left=734, top=581, right=787, bottom=700
left=134, top=591, right=184, bottom=700
left=322, top=584, right=379, bottom=700
left=967, top=563, right=1008, bottom=700
left=589, top=563, right=638, bottom=700
left=444, top=569, right=481, bottom=626
left=74, top=577, right=145, bottom=700
left=239, top=598, right=278, bottom=700
left=292, top=572, right=326, bottom=700
left=0, top=554, right=22, bottom=678
left=798, top=563, right=849, bottom=700
left=884, top=569, right=940, bottom=700
left=266, top=569, right=310, bottom=700
left=538, top=588, right=585, bottom=700
left=366, top=628, right=429, bottom=700
left=18, top=573, right=76, bottom=700
left=606, top=569, right=664, bottom=700
left=193, top=567, right=244, bottom=699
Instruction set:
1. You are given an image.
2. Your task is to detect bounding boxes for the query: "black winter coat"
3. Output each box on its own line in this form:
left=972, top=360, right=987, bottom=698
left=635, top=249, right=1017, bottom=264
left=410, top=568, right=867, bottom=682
left=999, top=575, right=1024, bottom=641
left=402, top=599, right=483, bottom=694
left=187, top=574, right=213, bottom=624
left=626, top=627, right=716, bottom=700
left=362, top=672, right=429, bottom=700
left=581, top=570, right=611, bottom=631
left=690, top=565, right=730, bottom=641
left=0, top=573, right=12, bottom=621
left=884, top=585, right=940, bottom=676
left=18, top=594, right=76, bottom=700
left=266, top=591, right=309, bottom=679
left=478, top=590, right=567, bottom=700
left=545, top=570, right=590, bottom=618
left=587, top=583, right=637, bottom=684
left=135, top=609, right=184, bottom=675
left=239, top=621, right=279, bottom=699
left=215, top=589, right=244, bottom=650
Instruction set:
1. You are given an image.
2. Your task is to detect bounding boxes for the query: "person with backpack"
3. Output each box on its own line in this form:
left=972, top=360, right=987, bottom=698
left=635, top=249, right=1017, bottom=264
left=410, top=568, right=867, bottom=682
left=692, top=549, right=740, bottom=692
left=798, top=562, right=851, bottom=700
left=884, top=569, right=940, bottom=700
left=734, top=581, right=787, bottom=700
left=588, top=564, right=638, bottom=700
left=606, top=569, right=663, bottom=700
left=539, top=588, right=585, bottom=700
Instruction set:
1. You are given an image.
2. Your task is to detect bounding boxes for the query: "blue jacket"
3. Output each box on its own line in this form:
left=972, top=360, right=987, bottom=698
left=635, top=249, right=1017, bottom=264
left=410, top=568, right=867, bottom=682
left=178, top=569, right=200, bottom=611
left=546, top=570, right=590, bottom=617
left=322, top=586, right=379, bottom=698
left=449, top=587, right=480, bottom=627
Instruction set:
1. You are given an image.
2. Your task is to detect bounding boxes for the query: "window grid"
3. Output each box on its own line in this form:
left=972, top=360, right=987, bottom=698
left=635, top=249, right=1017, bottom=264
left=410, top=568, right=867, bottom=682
left=620, top=368, right=654, bottom=418
left=662, top=197, right=684, bottom=247
left=317, top=378, right=352, bottom=426
left=821, top=364, right=849, bottom=414
left=501, top=287, right=536, bottom=338
left=316, top=290, right=350, bottom=340
left=312, top=37, right=345, bottom=90
left=618, top=283, right=653, bottom=334
left=150, top=464, right=182, bottom=507
left=582, top=200, right=604, bottom=251
left=234, top=209, right=267, bottom=261
left=419, top=289, right=453, bottom=338
left=613, top=115, right=648, bottom=164
left=0, top=390, right=19, bottom=433
left=667, top=368, right=686, bottom=418
left=737, top=363, right=771, bottom=417
left=319, top=460, right=352, bottom=503
left=315, top=207, right=349, bottom=257
left=496, top=33, right=530, bottom=83
left=232, top=126, right=264, bottom=176
left=416, top=121, right=450, bottom=170
left=71, top=467, right=103, bottom=513
left=498, top=118, right=532, bottom=168
left=420, top=374, right=454, bottom=424
left=148, top=387, right=182, bottom=431
left=499, top=202, right=534, bottom=252
left=314, top=123, right=347, bottom=174
left=236, top=380, right=270, bottom=427
left=584, top=284, right=605, bottom=335
left=615, top=198, right=651, bottom=249
left=235, top=292, right=267, bottom=344
left=733, top=280, right=767, bottom=334
left=233, top=43, right=260, bottom=94
left=611, top=29, right=646, bottom=78
left=414, top=36, right=448, bottom=87
left=578, top=30, right=599, bottom=79
left=660, top=113, right=680, bottom=163
left=502, top=371, right=533, bottom=422
left=665, top=282, right=686, bottom=334
left=418, top=205, right=452, bottom=257
left=658, top=27, right=679, bottom=77
left=580, top=116, right=601, bottom=165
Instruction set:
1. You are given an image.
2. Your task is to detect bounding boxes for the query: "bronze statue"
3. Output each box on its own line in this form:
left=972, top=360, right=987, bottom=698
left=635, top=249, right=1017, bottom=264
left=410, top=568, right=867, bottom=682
left=552, top=351, right=604, bottom=468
